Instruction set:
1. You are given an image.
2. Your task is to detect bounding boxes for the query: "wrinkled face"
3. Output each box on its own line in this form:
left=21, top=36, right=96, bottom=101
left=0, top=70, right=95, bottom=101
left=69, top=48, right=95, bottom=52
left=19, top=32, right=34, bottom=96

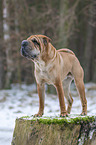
left=21, top=35, right=51, bottom=61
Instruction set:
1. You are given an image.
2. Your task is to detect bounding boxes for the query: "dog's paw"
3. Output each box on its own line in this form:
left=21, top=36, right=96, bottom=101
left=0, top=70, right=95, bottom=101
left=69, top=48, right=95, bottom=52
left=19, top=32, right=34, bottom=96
left=81, top=112, right=87, bottom=116
left=60, top=112, right=68, bottom=117
left=33, top=112, right=43, bottom=117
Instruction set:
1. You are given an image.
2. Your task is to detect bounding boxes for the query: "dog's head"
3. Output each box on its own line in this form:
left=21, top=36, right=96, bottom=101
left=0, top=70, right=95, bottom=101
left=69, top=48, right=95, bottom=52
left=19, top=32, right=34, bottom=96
left=21, top=35, right=51, bottom=61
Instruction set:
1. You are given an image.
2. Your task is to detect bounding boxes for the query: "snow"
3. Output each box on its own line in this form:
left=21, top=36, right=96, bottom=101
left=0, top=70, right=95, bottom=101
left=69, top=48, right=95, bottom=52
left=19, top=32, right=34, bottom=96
left=0, top=83, right=96, bottom=145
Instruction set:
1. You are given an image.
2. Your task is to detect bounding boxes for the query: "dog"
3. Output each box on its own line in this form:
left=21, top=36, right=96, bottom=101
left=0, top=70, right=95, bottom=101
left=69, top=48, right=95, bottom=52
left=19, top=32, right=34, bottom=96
left=21, top=35, right=87, bottom=117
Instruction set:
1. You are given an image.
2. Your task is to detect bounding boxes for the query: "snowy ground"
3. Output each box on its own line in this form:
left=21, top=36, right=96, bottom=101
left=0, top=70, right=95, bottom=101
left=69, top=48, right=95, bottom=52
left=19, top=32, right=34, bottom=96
left=0, top=82, right=96, bottom=145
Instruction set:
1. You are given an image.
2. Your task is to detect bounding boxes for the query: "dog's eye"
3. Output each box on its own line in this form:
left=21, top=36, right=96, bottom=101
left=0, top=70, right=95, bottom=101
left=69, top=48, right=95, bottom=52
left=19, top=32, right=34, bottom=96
left=32, top=39, right=40, bottom=46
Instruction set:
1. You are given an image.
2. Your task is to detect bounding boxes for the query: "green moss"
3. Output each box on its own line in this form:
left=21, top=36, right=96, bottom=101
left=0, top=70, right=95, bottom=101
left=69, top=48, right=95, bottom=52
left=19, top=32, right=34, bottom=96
left=20, top=115, right=96, bottom=125
left=20, top=116, right=30, bottom=119
left=37, top=116, right=95, bottom=125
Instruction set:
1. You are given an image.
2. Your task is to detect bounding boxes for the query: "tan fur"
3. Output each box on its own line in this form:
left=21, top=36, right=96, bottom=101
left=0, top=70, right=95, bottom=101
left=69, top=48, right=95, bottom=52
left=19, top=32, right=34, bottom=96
left=22, top=35, right=87, bottom=117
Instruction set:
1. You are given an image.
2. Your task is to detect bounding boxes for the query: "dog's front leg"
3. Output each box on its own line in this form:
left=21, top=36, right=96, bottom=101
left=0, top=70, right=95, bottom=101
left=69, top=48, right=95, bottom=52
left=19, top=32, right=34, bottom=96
left=55, top=79, right=68, bottom=117
left=34, top=83, right=45, bottom=117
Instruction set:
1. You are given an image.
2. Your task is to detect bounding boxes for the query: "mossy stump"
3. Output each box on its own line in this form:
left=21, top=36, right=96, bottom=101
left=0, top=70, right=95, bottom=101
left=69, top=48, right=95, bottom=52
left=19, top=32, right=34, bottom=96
left=12, top=115, right=96, bottom=145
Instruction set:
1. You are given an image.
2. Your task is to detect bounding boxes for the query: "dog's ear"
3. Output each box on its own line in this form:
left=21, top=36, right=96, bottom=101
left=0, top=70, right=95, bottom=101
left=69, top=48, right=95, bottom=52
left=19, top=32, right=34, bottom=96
left=43, top=36, right=51, bottom=46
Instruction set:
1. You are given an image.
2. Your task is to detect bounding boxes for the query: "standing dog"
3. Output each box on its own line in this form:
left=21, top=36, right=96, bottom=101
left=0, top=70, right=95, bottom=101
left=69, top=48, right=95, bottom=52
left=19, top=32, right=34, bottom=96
left=21, top=35, right=87, bottom=117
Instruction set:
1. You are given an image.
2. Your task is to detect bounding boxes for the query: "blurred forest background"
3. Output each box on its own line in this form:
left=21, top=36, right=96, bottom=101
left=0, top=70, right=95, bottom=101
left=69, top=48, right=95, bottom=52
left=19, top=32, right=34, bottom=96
left=0, top=0, right=96, bottom=89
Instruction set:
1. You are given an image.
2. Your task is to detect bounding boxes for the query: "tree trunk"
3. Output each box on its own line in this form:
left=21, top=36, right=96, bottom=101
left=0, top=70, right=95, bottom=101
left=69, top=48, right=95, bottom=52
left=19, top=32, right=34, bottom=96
left=0, top=0, right=6, bottom=89
left=59, top=0, right=79, bottom=48
left=84, top=1, right=95, bottom=82
left=88, top=1, right=96, bottom=82
left=92, top=28, right=96, bottom=81
left=59, top=0, right=68, bottom=47
left=13, top=0, right=22, bottom=85
left=3, top=0, right=14, bottom=88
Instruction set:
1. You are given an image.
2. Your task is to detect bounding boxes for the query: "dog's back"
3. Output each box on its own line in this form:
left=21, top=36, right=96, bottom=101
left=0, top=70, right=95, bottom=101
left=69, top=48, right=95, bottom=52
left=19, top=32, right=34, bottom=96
left=58, top=48, right=75, bottom=55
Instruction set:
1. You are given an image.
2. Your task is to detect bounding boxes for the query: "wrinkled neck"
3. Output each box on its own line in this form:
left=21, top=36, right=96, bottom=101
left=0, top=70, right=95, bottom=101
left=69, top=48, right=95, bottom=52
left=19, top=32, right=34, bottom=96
left=48, top=43, right=56, bottom=59
left=41, top=43, right=56, bottom=62
left=34, top=43, right=56, bottom=69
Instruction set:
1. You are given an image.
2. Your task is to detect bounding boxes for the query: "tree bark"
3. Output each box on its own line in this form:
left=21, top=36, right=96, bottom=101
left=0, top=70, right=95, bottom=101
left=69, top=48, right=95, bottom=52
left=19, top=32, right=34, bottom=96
left=0, top=0, right=6, bottom=89
left=59, top=0, right=79, bottom=48
left=84, top=1, right=95, bottom=82
left=3, top=0, right=14, bottom=88
left=92, top=28, right=96, bottom=81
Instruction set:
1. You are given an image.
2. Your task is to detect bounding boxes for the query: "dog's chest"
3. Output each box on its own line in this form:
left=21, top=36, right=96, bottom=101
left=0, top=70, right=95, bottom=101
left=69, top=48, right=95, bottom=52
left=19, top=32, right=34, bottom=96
left=39, top=69, right=50, bottom=79
left=35, top=66, right=53, bottom=84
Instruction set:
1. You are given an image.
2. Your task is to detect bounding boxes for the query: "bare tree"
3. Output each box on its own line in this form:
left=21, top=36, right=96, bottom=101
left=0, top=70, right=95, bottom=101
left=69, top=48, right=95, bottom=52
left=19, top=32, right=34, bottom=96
left=0, top=0, right=6, bottom=89
left=59, top=0, right=79, bottom=47
left=3, top=0, right=14, bottom=88
left=84, top=0, right=95, bottom=81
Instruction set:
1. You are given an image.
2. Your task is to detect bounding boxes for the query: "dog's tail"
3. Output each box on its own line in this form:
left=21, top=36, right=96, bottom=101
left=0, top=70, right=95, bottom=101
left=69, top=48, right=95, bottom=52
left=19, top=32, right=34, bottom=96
left=58, top=48, right=75, bottom=55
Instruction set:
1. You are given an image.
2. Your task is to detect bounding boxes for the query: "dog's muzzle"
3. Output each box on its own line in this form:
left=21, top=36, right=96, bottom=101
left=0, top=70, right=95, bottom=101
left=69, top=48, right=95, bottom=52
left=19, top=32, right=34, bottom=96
left=21, top=40, right=38, bottom=59
left=21, top=40, right=30, bottom=57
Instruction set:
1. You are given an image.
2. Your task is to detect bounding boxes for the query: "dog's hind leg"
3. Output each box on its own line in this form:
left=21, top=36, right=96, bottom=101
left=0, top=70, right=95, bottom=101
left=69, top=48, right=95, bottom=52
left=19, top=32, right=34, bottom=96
left=55, top=78, right=68, bottom=117
left=63, top=76, right=73, bottom=114
left=74, top=78, right=87, bottom=115
left=72, top=65, right=87, bottom=115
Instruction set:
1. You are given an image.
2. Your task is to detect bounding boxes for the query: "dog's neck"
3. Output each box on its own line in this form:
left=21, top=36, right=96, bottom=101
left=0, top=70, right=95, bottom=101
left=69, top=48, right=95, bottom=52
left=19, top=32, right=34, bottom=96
left=41, top=43, right=56, bottom=63
left=35, top=43, right=57, bottom=69
left=48, top=43, right=57, bottom=62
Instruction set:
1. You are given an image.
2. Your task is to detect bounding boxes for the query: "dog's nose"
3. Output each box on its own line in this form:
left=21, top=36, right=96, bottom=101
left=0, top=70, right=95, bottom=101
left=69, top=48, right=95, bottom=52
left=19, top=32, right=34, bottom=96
left=21, top=40, right=28, bottom=47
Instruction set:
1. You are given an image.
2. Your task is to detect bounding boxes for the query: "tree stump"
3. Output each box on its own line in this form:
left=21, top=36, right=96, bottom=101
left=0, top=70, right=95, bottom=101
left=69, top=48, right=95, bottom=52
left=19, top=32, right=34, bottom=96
left=11, top=116, right=96, bottom=145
